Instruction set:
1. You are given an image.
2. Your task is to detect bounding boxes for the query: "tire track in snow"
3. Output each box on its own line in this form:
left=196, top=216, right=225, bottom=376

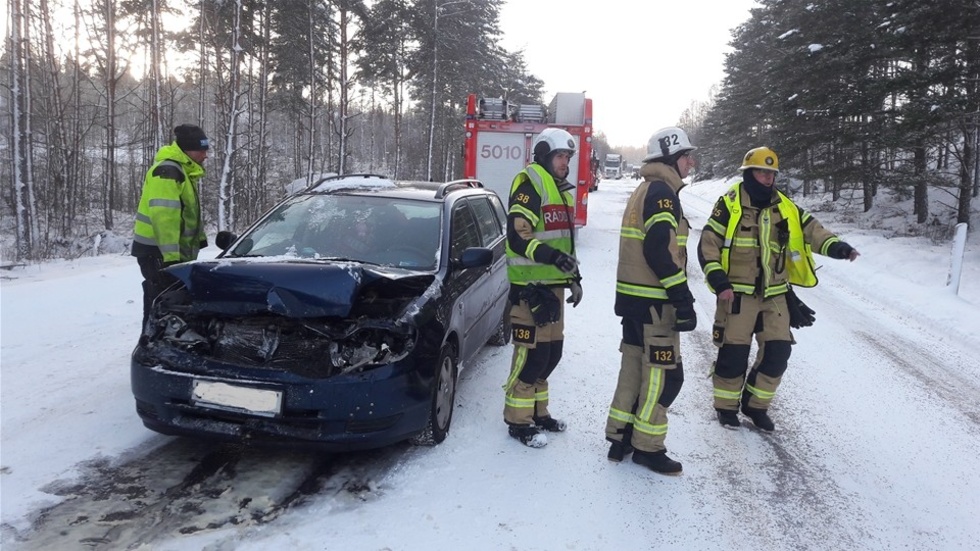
left=2, top=439, right=403, bottom=550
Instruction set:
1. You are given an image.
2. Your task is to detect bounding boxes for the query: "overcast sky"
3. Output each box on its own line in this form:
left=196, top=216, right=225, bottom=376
left=499, top=0, right=759, bottom=148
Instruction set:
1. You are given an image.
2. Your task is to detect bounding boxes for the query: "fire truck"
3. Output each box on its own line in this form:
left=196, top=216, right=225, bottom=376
left=463, top=93, right=595, bottom=227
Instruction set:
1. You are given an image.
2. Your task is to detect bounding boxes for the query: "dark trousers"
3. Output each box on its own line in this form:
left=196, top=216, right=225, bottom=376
left=137, top=255, right=177, bottom=330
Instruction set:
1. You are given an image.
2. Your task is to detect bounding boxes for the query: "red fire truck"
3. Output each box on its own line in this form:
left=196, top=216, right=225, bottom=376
left=462, top=93, right=595, bottom=227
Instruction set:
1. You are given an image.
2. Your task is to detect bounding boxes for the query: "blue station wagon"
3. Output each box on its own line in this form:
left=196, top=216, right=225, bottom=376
left=131, top=175, right=510, bottom=450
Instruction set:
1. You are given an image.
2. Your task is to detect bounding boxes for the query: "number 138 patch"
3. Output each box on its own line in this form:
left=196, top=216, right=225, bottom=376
left=512, top=324, right=536, bottom=344
left=648, top=345, right=675, bottom=366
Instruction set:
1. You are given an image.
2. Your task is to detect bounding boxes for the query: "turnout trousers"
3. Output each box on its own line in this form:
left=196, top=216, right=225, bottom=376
left=605, top=305, right=685, bottom=454
left=503, top=288, right=565, bottom=426
left=711, top=293, right=793, bottom=412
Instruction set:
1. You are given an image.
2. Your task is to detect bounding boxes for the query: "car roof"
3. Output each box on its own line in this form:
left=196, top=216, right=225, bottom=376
left=304, top=174, right=493, bottom=202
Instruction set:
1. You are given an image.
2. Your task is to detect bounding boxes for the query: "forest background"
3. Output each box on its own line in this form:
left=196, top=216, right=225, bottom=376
left=2, top=0, right=978, bottom=262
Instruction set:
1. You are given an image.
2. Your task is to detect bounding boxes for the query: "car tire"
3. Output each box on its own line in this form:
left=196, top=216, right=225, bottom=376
left=410, top=342, right=458, bottom=446
left=487, top=308, right=511, bottom=346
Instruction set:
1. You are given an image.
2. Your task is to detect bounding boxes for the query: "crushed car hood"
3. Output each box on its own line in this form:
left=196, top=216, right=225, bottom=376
left=166, top=260, right=435, bottom=318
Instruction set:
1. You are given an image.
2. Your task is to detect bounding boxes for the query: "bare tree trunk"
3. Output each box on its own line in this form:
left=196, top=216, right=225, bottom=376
left=306, top=0, right=317, bottom=186
left=913, top=139, right=928, bottom=223
left=38, top=0, right=71, bottom=236
left=426, top=0, right=439, bottom=181
left=99, top=0, right=120, bottom=231
left=257, top=2, right=271, bottom=208
left=10, top=0, right=37, bottom=260
left=336, top=6, right=350, bottom=175
left=217, top=0, right=245, bottom=231
left=149, top=0, right=164, bottom=149
left=958, top=124, right=975, bottom=224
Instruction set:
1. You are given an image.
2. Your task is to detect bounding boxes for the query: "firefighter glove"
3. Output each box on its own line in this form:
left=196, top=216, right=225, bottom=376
left=666, top=284, right=697, bottom=332
left=786, top=288, right=816, bottom=328
left=672, top=301, right=697, bottom=332
left=521, top=284, right=561, bottom=326
left=567, top=280, right=583, bottom=307
left=828, top=241, right=854, bottom=260
left=549, top=250, right=579, bottom=275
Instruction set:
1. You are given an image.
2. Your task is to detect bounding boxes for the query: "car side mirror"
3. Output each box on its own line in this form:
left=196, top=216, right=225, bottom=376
left=215, top=230, right=238, bottom=251
left=457, top=247, right=492, bottom=269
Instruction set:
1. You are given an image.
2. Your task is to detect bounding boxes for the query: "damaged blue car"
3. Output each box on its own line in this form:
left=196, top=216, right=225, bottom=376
left=131, top=175, right=510, bottom=450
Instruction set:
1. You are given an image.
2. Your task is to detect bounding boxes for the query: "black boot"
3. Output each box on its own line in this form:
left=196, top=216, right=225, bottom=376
left=508, top=424, right=548, bottom=448
left=632, top=449, right=682, bottom=475
left=716, top=409, right=741, bottom=429
left=607, top=439, right=634, bottom=462
left=741, top=407, right=775, bottom=432
left=533, top=416, right=567, bottom=433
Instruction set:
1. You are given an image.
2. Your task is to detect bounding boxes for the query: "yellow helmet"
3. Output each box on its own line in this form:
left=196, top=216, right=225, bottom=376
left=740, top=147, right=779, bottom=173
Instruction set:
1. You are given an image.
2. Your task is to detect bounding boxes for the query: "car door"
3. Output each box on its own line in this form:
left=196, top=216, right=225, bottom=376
left=466, top=195, right=508, bottom=351
left=447, top=200, right=485, bottom=363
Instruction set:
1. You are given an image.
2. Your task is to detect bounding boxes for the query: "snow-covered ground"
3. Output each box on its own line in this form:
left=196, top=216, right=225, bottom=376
left=2, top=176, right=979, bottom=550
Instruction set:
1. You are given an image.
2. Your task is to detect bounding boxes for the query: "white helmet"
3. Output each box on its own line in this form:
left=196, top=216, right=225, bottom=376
left=643, top=127, right=697, bottom=163
left=533, top=128, right=577, bottom=161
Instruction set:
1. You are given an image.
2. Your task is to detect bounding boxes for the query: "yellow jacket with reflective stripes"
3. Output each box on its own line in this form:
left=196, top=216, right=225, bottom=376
left=131, top=143, right=206, bottom=263
left=699, top=182, right=840, bottom=297
left=505, top=164, right=575, bottom=286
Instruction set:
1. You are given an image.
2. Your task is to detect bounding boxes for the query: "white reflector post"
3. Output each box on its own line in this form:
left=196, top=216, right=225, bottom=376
left=947, top=222, right=968, bottom=295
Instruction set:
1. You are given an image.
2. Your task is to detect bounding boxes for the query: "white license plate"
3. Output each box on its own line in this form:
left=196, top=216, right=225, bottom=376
left=191, top=380, right=282, bottom=417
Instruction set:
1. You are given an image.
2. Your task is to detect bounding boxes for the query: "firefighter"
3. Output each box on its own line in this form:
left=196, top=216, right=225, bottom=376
left=604, top=127, right=697, bottom=474
left=698, top=147, right=860, bottom=431
left=132, top=124, right=209, bottom=335
left=502, top=127, right=583, bottom=448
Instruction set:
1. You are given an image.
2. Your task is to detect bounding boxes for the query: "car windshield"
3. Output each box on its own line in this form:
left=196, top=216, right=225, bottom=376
left=228, top=194, right=442, bottom=270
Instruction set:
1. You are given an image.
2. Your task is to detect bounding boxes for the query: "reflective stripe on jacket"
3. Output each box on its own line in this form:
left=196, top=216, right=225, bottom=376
left=132, top=143, right=206, bottom=263
left=506, top=164, right=574, bottom=286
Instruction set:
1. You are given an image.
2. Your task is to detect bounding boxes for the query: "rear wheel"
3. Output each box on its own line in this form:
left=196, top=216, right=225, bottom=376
left=410, top=342, right=458, bottom=446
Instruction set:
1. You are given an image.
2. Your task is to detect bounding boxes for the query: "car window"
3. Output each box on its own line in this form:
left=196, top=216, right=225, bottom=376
left=468, top=197, right=502, bottom=247
left=230, top=194, right=441, bottom=270
left=487, top=193, right=507, bottom=229
left=450, top=203, right=481, bottom=260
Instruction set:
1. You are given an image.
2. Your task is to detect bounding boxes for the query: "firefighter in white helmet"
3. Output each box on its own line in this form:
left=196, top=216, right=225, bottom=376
left=698, top=147, right=860, bottom=432
left=502, top=127, right=582, bottom=448
left=604, top=126, right=697, bottom=474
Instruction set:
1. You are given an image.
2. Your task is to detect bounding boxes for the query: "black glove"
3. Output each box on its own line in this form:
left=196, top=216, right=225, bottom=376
left=666, top=284, right=697, bottom=332
left=549, top=250, right=579, bottom=275
left=521, top=284, right=561, bottom=326
left=672, top=301, right=697, bottom=332
left=828, top=241, right=854, bottom=260
left=567, top=280, right=583, bottom=307
left=785, top=288, right=816, bottom=328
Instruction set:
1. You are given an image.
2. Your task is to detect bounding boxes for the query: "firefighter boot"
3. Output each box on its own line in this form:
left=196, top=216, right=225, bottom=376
left=508, top=424, right=548, bottom=448
left=632, top=449, right=682, bottom=475
left=741, top=407, right=775, bottom=432
left=741, top=389, right=775, bottom=431
left=607, top=424, right=634, bottom=462
left=533, top=416, right=567, bottom=432
left=716, top=409, right=741, bottom=429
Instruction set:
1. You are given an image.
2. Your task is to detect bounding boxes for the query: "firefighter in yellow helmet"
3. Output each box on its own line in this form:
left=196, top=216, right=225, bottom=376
left=604, top=126, right=697, bottom=475
left=698, top=147, right=860, bottom=431
left=502, top=127, right=582, bottom=448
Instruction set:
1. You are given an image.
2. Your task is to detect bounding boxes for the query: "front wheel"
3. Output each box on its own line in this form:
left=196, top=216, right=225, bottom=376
left=410, top=342, right=458, bottom=446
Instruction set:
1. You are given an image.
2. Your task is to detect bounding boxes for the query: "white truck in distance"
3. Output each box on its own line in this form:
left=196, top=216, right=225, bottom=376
left=604, top=153, right=623, bottom=179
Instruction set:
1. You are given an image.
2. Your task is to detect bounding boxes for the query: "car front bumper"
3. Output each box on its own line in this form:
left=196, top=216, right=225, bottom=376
left=130, top=347, right=434, bottom=451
